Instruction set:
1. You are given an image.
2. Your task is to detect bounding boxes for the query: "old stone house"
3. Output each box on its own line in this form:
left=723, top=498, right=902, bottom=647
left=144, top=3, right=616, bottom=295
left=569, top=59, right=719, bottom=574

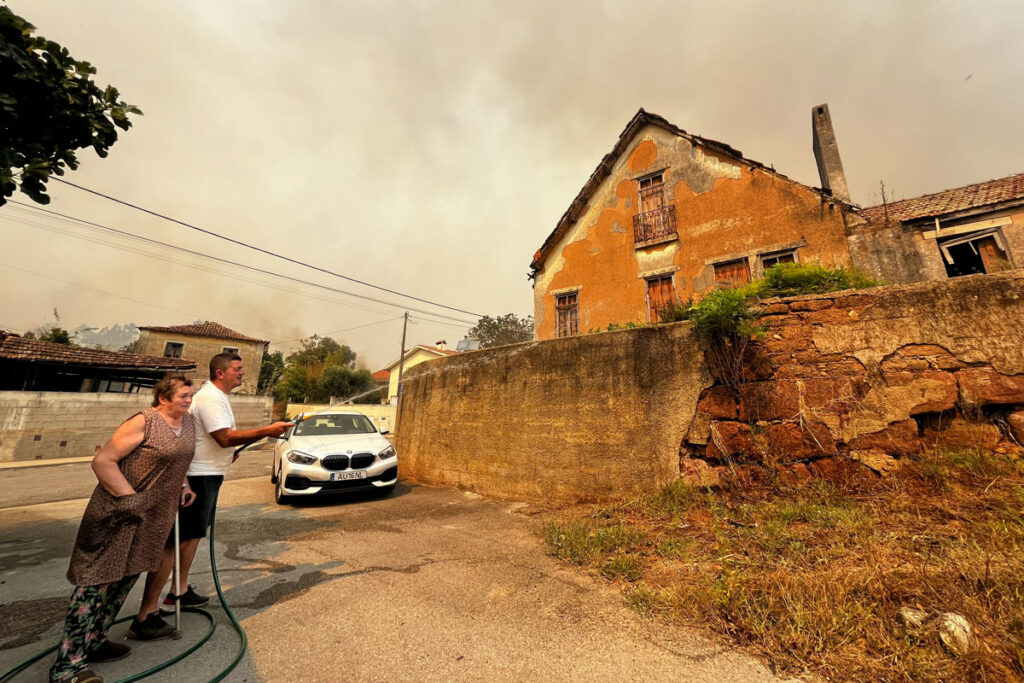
left=0, top=330, right=195, bottom=392
left=848, top=172, right=1024, bottom=283
left=529, top=105, right=859, bottom=340
left=135, top=321, right=268, bottom=394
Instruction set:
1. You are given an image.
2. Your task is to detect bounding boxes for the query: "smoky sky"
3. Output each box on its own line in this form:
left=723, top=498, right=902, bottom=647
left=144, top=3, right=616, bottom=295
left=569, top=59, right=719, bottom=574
left=2, top=0, right=1022, bottom=369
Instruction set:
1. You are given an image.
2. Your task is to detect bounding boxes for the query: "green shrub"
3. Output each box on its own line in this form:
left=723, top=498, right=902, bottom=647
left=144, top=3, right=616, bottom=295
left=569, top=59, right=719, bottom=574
left=750, top=263, right=880, bottom=299
left=687, top=287, right=765, bottom=344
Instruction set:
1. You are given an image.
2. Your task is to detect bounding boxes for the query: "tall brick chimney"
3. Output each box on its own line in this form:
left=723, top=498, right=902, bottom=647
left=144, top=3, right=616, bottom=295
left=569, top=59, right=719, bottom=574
left=811, top=103, right=850, bottom=203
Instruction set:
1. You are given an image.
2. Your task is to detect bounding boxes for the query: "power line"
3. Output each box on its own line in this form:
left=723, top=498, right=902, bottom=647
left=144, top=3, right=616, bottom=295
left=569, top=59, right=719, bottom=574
left=51, top=177, right=484, bottom=318
left=4, top=201, right=480, bottom=326
left=269, top=316, right=403, bottom=344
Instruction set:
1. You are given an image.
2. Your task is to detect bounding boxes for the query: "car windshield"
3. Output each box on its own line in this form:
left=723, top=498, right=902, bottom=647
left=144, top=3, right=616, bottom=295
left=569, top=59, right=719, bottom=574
left=294, top=414, right=377, bottom=436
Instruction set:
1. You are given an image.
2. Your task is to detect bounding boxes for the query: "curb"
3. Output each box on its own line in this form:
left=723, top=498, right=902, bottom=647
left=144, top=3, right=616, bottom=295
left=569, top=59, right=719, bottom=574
left=0, top=456, right=94, bottom=471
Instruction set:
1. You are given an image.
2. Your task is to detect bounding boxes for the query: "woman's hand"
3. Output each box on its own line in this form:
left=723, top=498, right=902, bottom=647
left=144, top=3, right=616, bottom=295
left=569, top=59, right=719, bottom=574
left=181, top=483, right=196, bottom=507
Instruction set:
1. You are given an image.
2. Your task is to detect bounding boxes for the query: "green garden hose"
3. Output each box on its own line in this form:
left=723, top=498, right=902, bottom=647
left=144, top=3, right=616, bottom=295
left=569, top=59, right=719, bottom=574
left=0, top=521, right=246, bottom=682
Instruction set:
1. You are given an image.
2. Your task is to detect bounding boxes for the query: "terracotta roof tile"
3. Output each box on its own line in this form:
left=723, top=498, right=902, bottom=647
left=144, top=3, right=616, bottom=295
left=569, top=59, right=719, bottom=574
left=371, top=369, right=390, bottom=381
left=138, top=321, right=267, bottom=344
left=860, top=172, right=1024, bottom=224
left=0, top=332, right=196, bottom=370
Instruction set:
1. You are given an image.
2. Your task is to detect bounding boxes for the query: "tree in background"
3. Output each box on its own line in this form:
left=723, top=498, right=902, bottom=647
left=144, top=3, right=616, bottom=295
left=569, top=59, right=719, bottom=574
left=258, top=350, right=285, bottom=394
left=275, top=335, right=375, bottom=404
left=467, top=313, right=534, bottom=348
left=23, top=308, right=75, bottom=345
left=0, top=7, right=141, bottom=206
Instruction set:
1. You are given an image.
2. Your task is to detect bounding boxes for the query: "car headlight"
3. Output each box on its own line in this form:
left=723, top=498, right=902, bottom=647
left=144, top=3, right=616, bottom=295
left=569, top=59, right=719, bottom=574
left=287, top=450, right=317, bottom=465
left=378, top=445, right=396, bottom=459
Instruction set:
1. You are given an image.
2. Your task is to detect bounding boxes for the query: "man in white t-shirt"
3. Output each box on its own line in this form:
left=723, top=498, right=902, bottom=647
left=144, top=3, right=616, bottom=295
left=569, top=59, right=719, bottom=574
left=133, top=353, right=291, bottom=636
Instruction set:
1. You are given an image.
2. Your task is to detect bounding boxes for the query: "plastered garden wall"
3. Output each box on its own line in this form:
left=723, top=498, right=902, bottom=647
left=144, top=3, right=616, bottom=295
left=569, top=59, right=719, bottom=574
left=0, top=391, right=272, bottom=462
left=397, top=272, right=1024, bottom=504
left=395, top=324, right=709, bottom=503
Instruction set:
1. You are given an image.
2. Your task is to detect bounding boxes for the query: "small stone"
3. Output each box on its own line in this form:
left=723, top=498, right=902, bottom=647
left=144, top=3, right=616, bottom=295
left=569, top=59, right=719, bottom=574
left=850, top=449, right=901, bottom=476
left=938, top=612, right=975, bottom=656
left=897, top=606, right=929, bottom=629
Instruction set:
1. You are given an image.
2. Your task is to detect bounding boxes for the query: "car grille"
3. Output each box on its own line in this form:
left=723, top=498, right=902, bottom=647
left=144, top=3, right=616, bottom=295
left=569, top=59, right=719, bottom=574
left=350, top=453, right=375, bottom=469
left=321, top=452, right=375, bottom=470
left=321, top=454, right=350, bottom=471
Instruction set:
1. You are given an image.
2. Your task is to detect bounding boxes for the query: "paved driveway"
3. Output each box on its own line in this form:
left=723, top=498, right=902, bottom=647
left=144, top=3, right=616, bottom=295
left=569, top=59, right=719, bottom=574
left=0, top=474, right=787, bottom=682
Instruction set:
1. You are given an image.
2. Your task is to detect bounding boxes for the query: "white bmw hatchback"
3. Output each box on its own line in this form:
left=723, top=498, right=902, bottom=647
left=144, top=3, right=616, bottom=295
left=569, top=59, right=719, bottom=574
left=271, top=410, right=398, bottom=504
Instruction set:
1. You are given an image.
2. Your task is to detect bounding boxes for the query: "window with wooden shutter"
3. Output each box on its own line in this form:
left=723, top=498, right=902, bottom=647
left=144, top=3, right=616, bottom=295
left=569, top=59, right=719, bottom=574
left=646, top=275, right=676, bottom=322
left=555, top=292, right=579, bottom=338
left=633, top=172, right=677, bottom=243
left=713, top=259, right=751, bottom=290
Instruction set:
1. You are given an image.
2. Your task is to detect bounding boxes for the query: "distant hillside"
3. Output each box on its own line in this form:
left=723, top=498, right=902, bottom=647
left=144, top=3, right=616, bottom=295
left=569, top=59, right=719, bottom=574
left=73, top=323, right=139, bottom=350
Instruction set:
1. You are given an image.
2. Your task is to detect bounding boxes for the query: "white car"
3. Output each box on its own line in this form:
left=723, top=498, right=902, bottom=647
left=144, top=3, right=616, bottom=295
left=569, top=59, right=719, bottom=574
left=271, top=410, right=398, bottom=504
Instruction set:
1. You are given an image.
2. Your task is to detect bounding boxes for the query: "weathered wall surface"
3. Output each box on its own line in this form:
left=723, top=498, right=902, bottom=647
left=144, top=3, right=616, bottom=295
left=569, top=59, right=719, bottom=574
left=136, top=331, right=265, bottom=394
left=0, top=391, right=272, bottom=462
left=681, top=271, right=1024, bottom=484
left=533, top=124, right=854, bottom=339
left=401, top=272, right=1024, bottom=503
left=395, top=324, right=710, bottom=503
left=848, top=206, right=1024, bottom=285
left=285, top=402, right=396, bottom=432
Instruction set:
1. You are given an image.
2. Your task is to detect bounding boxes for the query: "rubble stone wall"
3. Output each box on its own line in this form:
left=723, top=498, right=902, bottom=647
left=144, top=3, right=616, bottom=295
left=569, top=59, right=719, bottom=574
left=0, top=391, right=273, bottom=462
left=682, top=270, right=1024, bottom=485
left=397, top=271, right=1024, bottom=503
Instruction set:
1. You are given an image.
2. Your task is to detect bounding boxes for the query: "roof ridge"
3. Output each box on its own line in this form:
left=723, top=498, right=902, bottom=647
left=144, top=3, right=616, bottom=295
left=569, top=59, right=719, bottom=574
left=862, top=170, right=1024, bottom=212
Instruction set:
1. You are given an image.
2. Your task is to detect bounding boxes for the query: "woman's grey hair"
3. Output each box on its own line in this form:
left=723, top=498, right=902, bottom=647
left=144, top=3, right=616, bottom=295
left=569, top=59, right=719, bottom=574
left=151, top=372, right=193, bottom=407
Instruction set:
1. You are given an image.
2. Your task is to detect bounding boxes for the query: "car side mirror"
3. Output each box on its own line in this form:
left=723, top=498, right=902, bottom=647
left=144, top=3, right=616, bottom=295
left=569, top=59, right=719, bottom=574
left=379, top=428, right=390, bottom=435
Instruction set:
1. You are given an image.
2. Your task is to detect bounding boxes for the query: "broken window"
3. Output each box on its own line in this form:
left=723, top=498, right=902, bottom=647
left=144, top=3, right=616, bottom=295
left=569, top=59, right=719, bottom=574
left=634, top=172, right=676, bottom=242
left=714, top=259, right=751, bottom=289
left=163, top=342, right=184, bottom=358
left=937, top=229, right=1012, bottom=278
left=646, top=275, right=676, bottom=322
left=759, top=249, right=797, bottom=270
left=555, top=292, right=579, bottom=338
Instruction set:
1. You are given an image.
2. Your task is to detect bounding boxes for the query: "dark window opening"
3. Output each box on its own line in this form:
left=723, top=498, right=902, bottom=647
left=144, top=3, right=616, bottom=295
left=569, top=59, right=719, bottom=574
left=556, top=292, right=579, bottom=338
left=222, top=346, right=239, bottom=355
left=760, top=250, right=797, bottom=270
left=163, top=342, right=184, bottom=358
left=646, top=275, right=676, bottom=322
left=938, top=230, right=1012, bottom=278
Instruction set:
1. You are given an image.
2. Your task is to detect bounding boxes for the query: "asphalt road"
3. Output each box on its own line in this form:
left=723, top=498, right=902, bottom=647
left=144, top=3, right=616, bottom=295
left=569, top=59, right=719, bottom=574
left=0, top=468, right=790, bottom=682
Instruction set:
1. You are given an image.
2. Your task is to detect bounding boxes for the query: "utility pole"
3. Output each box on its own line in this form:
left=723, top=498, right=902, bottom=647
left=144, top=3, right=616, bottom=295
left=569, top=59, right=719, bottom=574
left=395, top=311, right=409, bottom=429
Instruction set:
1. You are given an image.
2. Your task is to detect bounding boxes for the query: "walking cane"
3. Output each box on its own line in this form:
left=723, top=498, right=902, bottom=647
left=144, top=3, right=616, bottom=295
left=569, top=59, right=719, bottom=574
left=172, top=509, right=182, bottom=639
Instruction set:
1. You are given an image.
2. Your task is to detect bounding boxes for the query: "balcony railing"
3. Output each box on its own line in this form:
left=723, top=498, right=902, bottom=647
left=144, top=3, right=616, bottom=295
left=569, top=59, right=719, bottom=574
left=633, top=205, right=677, bottom=243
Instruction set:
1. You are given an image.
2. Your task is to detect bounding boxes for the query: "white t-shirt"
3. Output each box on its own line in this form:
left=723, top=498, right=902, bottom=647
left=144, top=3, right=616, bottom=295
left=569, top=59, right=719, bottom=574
left=187, top=381, right=236, bottom=476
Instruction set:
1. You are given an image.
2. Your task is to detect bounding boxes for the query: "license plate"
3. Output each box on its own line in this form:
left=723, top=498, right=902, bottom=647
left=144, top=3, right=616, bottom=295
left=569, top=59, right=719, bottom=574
left=331, top=471, right=367, bottom=481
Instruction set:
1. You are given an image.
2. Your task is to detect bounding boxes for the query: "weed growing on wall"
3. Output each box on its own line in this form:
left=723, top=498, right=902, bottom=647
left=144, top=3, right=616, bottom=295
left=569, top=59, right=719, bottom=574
left=751, top=262, right=880, bottom=298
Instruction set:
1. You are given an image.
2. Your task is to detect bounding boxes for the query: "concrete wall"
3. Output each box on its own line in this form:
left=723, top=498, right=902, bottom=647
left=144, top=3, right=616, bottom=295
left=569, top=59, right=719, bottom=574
left=0, top=391, right=273, bottom=463
left=395, top=324, right=710, bottom=503
left=398, top=271, right=1024, bottom=503
left=285, top=402, right=396, bottom=432
left=136, top=331, right=266, bottom=394
left=533, top=123, right=854, bottom=339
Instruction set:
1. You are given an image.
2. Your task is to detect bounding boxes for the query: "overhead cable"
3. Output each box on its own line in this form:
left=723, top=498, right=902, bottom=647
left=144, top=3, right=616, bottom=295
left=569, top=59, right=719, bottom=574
left=51, top=177, right=483, bottom=318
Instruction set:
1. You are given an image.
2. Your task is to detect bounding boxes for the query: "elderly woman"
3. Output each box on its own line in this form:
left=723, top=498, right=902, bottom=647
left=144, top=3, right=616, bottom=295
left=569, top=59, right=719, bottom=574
left=50, top=373, right=196, bottom=683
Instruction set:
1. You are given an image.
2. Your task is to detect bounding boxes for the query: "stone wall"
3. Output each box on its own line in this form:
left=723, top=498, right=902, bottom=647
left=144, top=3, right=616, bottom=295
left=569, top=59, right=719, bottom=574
left=397, top=272, right=1024, bottom=503
left=136, top=330, right=266, bottom=394
left=0, top=391, right=273, bottom=462
left=681, top=271, right=1024, bottom=484
left=395, top=323, right=709, bottom=503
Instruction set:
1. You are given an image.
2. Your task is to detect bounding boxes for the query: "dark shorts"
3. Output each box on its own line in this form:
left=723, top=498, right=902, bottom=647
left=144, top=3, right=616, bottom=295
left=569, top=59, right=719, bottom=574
left=173, top=475, right=224, bottom=542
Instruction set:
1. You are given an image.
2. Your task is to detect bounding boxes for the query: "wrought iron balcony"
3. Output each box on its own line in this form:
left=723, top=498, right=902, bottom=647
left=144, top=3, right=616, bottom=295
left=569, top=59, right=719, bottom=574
left=633, top=205, right=677, bottom=244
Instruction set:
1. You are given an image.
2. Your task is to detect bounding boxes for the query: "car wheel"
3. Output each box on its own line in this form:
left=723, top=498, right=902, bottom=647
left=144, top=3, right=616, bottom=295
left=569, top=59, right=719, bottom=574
left=270, top=458, right=279, bottom=485
left=274, top=466, right=291, bottom=505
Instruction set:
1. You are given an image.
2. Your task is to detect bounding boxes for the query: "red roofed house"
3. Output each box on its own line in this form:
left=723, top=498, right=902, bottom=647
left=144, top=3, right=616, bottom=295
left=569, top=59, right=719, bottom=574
left=0, top=330, right=196, bottom=392
left=135, top=321, right=268, bottom=394
left=848, top=172, right=1024, bottom=283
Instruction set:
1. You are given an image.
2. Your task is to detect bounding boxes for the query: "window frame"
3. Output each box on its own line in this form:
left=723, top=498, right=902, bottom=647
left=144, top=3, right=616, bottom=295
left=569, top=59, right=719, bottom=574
left=555, top=291, right=580, bottom=338
left=758, top=249, right=798, bottom=271
left=163, top=341, right=184, bottom=358
left=645, top=274, right=677, bottom=322
left=222, top=346, right=240, bottom=355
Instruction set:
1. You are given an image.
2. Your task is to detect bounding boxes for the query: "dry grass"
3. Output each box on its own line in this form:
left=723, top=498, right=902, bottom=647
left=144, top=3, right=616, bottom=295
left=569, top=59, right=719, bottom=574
left=541, top=448, right=1024, bottom=681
